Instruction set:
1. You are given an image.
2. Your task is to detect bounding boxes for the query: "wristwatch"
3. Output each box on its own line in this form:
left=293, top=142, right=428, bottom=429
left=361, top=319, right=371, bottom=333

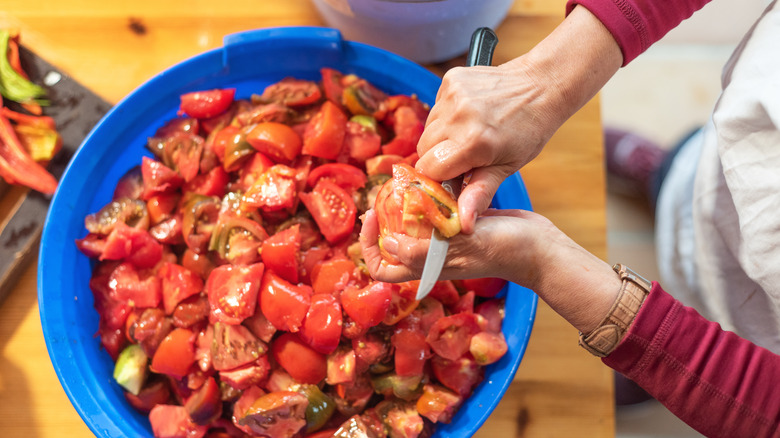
left=578, top=264, right=652, bottom=357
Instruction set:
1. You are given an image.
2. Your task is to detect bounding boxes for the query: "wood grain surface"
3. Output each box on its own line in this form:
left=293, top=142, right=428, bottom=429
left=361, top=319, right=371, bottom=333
left=0, top=1, right=613, bottom=437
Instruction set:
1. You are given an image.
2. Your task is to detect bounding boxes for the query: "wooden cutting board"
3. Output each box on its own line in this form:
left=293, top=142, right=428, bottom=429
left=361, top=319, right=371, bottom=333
left=0, top=46, right=112, bottom=302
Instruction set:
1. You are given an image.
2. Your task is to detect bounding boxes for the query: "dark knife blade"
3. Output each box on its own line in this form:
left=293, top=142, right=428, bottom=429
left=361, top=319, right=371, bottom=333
left=0, top=45, right=112, bottom=302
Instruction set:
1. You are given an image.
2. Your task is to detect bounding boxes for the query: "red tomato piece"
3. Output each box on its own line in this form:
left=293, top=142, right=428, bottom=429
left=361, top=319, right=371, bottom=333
left=151, top=327, right=197, bottom=379
left=320, top=68, right=345, bottom=108
left=108, top=262, right=161, bottom=309
left=392, top=321, right=430, bottom=377
left=475, top=298, right=505, bottom=334
left=365, top=154, right=404, bottom=177
left=352, top=331, right=392, bottom=373
left=469, top=331, right=508, bottom=365
left=425, top=313, right=482, bottom=361
left=124, top=378, right=172, bottom=413
left=261, top=225, right=301, bottom=284
left=146, top=192, right=180, bottom=225
left=242, top=310, right=277, bottom=343
left=259, top=270, right=313, bottom=332
left=326, top=346, right=356, bottom=385
left=345, top=120, right=382, bottom=164
left=380, top=106, right=424, bottom=156
left=306, top=162, right=367, bottom=193
left=415, top=383, right=463, bottom=424
left=341, top=281, right=393, bottom=329
left=149, top=404, right=208, bottom=438
left=184, top=376, right=222, bottom=425
left=219, top=356, right=272, bottom=390
left=456, top=277, right=507, bottom=298
left=382, top=282, right=419, bottom=326
left=236, top=151, right=274, bottom=192
left=299, top=245, right=330, bottom=285
left=302, top=100, right=347, bottom=160
left=206, top=263, right=265, bottom=325
left=243, top=164, right=298, bottom=212
left=451, top=290, right=475, bottom=315
left=180, top=88, right=236, bottom=119
left=431, top=355, right=482, bottom=397
left=100, top=222, right=163, bottom=269
left=160, top=262, right=204, bottom=315
left=300, top=179, right=357, bottom=244
left=412, top=296, right=446, bottom=333
left=311, top=257, right=357, bottom=295
left=245, top=122, right=302, bottom=164
left=181, top=248, right=215, bottom=281
left=141, top=156, right=183, bottom=200
left=428, top=280, right=459, bottom=307
left=271, top=333, right=327, bottom=384
left=211, top=322, right=268, bottom=371
left=184, top=165, right=229, bottom=198
left=300, top=293, right=342, bottom=354
left=258, top=78, right=322, bottom=107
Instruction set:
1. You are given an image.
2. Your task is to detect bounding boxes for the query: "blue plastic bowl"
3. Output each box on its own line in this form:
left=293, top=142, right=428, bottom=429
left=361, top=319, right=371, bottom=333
left=38, top=27, right=537, bottom=437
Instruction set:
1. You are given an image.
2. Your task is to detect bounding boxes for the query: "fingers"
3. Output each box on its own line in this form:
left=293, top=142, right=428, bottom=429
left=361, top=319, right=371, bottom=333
left=359, top=209, right=420, bottom=283
left=456, top=166, right=511, bottom=234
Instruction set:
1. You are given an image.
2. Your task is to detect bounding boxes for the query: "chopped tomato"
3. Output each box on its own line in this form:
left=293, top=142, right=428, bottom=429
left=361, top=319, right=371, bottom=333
left=184, top=165, right=229, bottom=198
left=311, top=257, right=357, bottom=295
left=365, top=154, right=404, bottom=177
left=236, top=151, right=274, bottom=191
left=261, top=225, right=301, bottom=284
left=392, top=319, right=430, bottom=377
left=101, top=222, right=163, bottom=269
left=326, top=346, right=356, bottom=385
left=181, top=249, right=215, bottom=280
left=146, top=192, right=180, bottom=225
left=380, top=106, right=424, bottom=156
left=345, top=120, right=382, bottom=164
left=342, top=79, right=387, bottom=116
left=300, top=293, right=343, bottom=354
left=320, top=68, right=345, bottom=108
left=242, top=311, right=277, bottom=343
left=300, top=179, right=356, bottom=244
left=160, top=262, right=204, bottom=315
left=415, top=384, right=462, bottom=424
left=171, top=295, right=209, bottom=329
left=425, top=313, right=482, bottom=361
left=180, top=88, right=236, bottom=119
left=257, top=78, right=322, bottom=107
left=306, top=162, right=367, bottom=193
left=475, top=298, right=505, bottom=334
left=382, top=282, right=419, bottom=326
left=211, top=322, right=267, bottom=371
left=427, top=280, right=459, bottom=307
left=243, top=164, right=298, bottom=212
left=245, top=122, right=302, bottom=164
left=125, top=378, right=172, bottom=413
left=219, top=356, right=272, bottom=390
left=260, top=270, right=313, bottom=333
left=451, top=290, right=475, bottom=315
left=108, top=262, right=161, bottom=308
left=470, top=331, right=508, bottom=366
left=431, top=355, right=482, bottom=397
left=352, top=331, right=392, bottom=372
left=341, top=281, right=392, bottom=329
left=184, top=376, right=222, bottom=425
left=302, top=101, right=347, bottom=160
left=151, top=328, right=197, bottom=379
left=271, top=333, right=327, bottom=384
left=206, top=263, right=264, bottom=325
left=149, top=404, right=208, bottom=438
left=141, top=156, right=184, bottom=200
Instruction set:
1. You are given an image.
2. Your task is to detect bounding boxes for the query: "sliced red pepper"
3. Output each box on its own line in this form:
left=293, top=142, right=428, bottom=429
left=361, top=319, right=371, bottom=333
left=0, top=110, right=57, bottom=194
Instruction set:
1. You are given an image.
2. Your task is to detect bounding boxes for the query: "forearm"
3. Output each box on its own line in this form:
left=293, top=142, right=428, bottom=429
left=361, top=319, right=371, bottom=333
left=501, top=5, right=623, bottom=133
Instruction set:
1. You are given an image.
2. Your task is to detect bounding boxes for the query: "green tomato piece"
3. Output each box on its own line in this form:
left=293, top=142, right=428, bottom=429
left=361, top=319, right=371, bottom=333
left=113, top=344, right=148, bottom=396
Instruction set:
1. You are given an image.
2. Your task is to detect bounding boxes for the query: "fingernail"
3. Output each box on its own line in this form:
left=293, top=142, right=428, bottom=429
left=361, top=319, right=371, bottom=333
left=382, top=235, right=399, bottom=255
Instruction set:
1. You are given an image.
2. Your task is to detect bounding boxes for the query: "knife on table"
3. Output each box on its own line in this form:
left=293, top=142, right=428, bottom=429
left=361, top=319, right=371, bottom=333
left=416, top=27, right=499, bottom=300
left=0, top=46, right=112, bottom=302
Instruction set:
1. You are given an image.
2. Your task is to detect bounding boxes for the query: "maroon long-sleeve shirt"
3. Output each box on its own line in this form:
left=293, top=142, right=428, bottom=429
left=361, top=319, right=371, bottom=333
left=562, top=1, right=780, bottom=435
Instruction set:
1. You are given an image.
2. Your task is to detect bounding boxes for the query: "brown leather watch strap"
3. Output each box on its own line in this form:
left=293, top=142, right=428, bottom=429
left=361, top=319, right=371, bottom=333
left=578, top=264, right=652, bottom=357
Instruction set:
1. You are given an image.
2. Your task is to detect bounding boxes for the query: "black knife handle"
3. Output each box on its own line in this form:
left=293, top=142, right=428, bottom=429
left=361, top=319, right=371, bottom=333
left=466, top=27, right=498, bottom=67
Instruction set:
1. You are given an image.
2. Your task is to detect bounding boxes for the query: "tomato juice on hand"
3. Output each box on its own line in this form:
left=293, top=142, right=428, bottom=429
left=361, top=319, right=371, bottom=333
left=76, top=71, right=510, bottom=438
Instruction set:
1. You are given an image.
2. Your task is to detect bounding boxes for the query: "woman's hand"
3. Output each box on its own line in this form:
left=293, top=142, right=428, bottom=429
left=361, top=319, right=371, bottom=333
left=415, top=6, right=623, bottom=234
left=359, top=208, right=621, bottom=334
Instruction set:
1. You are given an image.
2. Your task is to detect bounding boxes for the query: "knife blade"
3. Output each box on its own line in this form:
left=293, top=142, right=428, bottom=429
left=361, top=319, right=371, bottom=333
left=416, top=27, right=498, bottom=300
left=0, top=45, right=112, bottom=303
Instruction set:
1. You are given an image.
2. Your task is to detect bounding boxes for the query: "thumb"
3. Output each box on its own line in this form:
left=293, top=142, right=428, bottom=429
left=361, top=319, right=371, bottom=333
left=457, top=166, right=508, bottom=234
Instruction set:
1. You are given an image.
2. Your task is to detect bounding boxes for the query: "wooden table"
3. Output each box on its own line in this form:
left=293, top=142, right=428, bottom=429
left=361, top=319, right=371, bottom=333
left=0, top=1, right=612, bottom=436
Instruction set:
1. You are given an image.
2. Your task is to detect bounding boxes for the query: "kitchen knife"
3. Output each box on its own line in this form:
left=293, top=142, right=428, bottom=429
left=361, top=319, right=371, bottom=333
left=0, top=45, right=112, bottom=303
left=416, top=27, right=498, bottom=300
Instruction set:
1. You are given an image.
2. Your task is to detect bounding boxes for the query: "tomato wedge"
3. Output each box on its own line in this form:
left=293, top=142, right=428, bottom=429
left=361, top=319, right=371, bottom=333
left=300, top=179, right=356, bottom=244
left=302, top=100, right=347, bottom=160
left=206, top=263, right=264, bottom=325
left=150, top=328, right=196, bottom=379
left=341, top=281, right=392, bottom=329
left=180, top=88, right=236, bottom=119
left=257, top=78, right=322, bottom=107
left=300, top=293, right=342, bottom=354
left=306, top=162, right=367, bottom=193
left=245, top=122, right=302, bottom=164
left=260, top=225, right=301, bottom=284
left=259, top=270, right=313, bottom=333
left=271, top=333, right=327, bottom=384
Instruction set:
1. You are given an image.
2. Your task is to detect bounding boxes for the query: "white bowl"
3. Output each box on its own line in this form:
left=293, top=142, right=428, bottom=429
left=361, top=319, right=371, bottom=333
left=310, top=0, right=514, bottom=63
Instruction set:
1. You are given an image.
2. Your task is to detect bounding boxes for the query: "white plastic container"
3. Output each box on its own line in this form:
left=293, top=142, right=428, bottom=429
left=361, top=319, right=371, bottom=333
left=311, top=0, right=514, bottom=63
